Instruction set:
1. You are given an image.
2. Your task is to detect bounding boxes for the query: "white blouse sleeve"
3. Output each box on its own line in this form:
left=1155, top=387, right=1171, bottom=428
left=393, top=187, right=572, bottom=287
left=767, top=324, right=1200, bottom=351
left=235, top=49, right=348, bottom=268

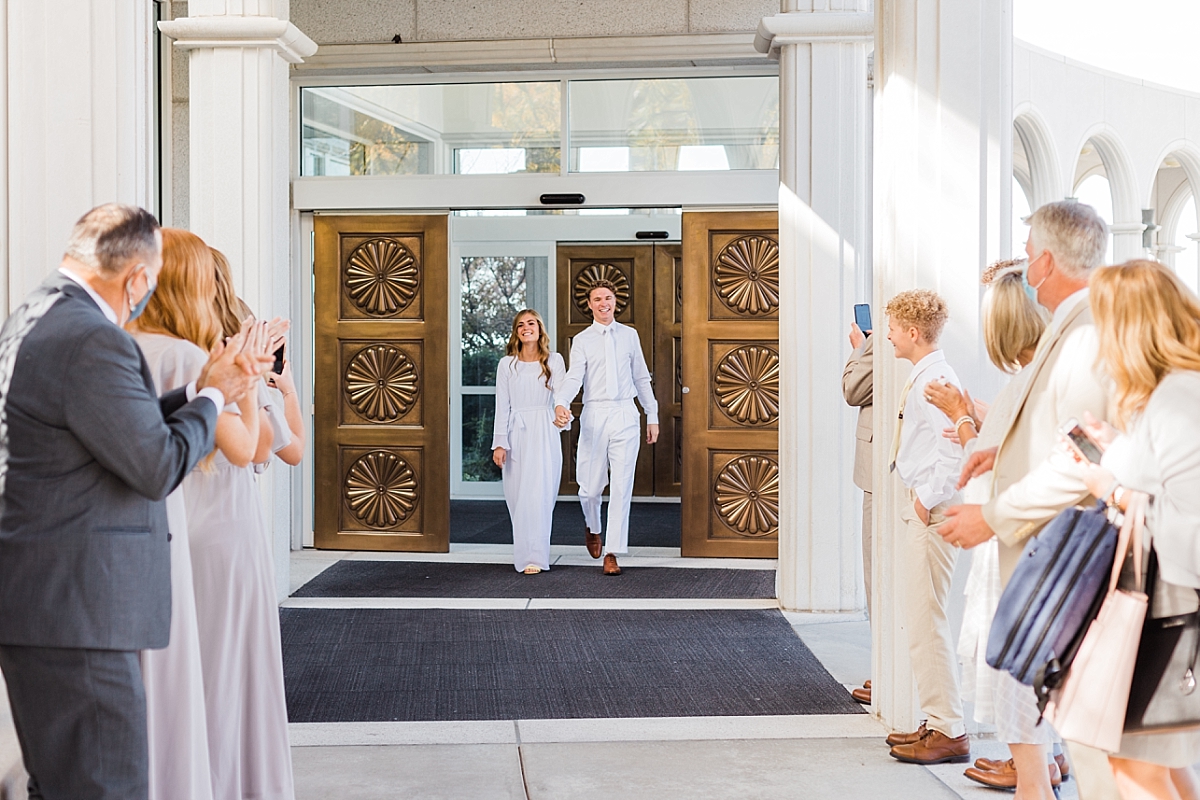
left=491, top=357, right=512, bottom=451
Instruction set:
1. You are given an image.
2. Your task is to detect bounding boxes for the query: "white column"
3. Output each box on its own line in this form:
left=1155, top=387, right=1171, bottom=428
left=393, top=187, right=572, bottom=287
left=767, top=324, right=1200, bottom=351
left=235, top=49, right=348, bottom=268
left=4, top=0, right=157, bottom=310
left=758, top=11, right=873, bottom=613
left=159, top=4, right=316, bottom=600
left=871, top=0, right=1011, bottom=732
left=1111, top=222, right=1148, bottom=262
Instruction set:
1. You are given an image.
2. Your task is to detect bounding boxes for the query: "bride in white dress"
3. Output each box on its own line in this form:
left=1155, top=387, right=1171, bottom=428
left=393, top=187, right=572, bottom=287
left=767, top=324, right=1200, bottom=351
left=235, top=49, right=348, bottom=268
left=129, top=228, right=271, bottom=800
left=491, top=310, right=567, bottom=573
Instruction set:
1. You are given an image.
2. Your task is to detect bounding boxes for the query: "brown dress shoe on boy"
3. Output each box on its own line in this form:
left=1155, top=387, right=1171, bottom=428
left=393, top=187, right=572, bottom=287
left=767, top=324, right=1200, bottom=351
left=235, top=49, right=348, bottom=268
left=886, top=722, right=927, bottom=748
left=888, top=729, right=970, bottom=765
left=963, top=759, right=1061, bottom=788
left=585, top=529, right=602, bottom=559
left=851, top=680, right=871, bottom=704
left=603, top=553, right=621, bottom=575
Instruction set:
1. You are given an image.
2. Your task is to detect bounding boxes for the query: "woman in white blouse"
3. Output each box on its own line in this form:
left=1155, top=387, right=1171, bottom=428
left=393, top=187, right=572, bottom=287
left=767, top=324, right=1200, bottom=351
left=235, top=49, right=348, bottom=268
left=1078, top=259, right=1200, bottom=800
left=492, top=310, right=567, bottom=573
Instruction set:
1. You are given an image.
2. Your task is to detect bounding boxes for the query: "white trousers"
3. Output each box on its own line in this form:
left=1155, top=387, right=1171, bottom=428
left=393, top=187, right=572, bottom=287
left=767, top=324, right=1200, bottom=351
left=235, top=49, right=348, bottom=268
left=576, top=401, right=641, bottom=555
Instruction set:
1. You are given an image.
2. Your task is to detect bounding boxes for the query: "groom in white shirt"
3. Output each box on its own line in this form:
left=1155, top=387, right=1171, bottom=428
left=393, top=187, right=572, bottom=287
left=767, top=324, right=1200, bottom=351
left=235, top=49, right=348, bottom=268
left=555, top=281, right=659, bottom=575
left=881, top=289, right=970, bottom=766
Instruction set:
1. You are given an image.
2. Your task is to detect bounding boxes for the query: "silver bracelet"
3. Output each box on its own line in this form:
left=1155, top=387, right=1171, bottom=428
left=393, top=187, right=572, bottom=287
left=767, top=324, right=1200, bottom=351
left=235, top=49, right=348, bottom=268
left=953, top=415, right=976, bottom=431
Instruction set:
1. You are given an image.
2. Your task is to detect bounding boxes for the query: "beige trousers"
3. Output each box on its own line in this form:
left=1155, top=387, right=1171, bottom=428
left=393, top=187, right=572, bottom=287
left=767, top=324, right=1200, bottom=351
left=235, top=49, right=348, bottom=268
left=899, top=489, right=964, bottom=738
left=862, top=490, right=873, bottom=620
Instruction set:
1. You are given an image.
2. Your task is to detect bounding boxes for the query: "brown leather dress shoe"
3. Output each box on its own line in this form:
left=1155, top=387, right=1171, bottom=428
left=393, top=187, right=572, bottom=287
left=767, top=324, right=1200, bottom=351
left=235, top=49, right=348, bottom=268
left=603, top=553, right=621, bottom=575
left=974, top=753, right=1069, bottom=781
left=886, top=722, right=927, bottom=748
left=889, top=729, right=970, bottom=765
left=851, top=681, right=871, bottom=704
left=585, top=529, right=602, bottom=559
left=963, top=759, right=1061, bottom=789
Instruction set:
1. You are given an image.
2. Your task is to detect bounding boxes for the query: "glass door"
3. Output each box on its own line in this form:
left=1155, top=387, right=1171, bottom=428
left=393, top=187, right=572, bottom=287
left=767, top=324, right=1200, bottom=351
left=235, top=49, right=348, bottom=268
left=450, top=241, right=554, bottom=498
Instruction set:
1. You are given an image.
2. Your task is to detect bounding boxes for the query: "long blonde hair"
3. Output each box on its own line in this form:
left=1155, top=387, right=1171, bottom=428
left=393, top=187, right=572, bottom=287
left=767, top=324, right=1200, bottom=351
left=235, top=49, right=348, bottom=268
left=131, top=228, right=222, bottom=350
left=505, top=309, right=553, bottom=388
left=210, top=248, right=246, bottom=338
left=1090, top=259, right=1200, bottom=428
left=981, top=259, right=1047, bottom=374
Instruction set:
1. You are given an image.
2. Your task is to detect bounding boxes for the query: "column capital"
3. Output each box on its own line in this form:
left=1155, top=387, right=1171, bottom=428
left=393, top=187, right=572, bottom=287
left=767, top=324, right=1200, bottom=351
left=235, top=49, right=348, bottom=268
left=1109, top=222, right=1148, bottom=235
left=754, top=11, right=874, bottom=54
left=158, top=16, right=317, bottom=63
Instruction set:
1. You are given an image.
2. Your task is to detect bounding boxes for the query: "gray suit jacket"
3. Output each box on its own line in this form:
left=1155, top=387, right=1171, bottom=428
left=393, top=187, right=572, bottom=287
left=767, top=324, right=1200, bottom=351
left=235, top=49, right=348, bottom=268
left=0, top=275, right=219, bottom=650
left=842, top=334, right=873, bottom=491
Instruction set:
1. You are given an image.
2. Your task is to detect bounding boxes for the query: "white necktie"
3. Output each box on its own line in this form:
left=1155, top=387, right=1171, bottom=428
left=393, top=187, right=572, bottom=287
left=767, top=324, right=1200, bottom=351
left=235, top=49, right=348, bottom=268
left=603, top=326, right=618, bottom=399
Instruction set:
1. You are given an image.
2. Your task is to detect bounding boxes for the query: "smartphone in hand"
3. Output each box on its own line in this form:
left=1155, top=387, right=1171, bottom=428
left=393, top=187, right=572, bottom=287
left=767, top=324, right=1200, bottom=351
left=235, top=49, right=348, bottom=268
left=1059, top=417, right=1104, bottom=464
left=272, top=343, right=285, bottom=375
left=853, top=303, right=872, bottom=333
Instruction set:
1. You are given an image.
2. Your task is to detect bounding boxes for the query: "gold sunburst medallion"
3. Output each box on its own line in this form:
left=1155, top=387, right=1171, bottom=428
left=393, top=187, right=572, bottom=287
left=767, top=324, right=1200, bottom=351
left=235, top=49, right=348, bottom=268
left=713, top=235, right=779, bottom=315
left=344, top=451, right=419, bottom=528
left=714, top=345, right=780, bottom=426
left=344, top=345, right=419, bottom=423
left=573, top=263, right=631, bottom=318
left=714, top=455, right=780, bottom=536
left=344, top=238, right=420, bottom=316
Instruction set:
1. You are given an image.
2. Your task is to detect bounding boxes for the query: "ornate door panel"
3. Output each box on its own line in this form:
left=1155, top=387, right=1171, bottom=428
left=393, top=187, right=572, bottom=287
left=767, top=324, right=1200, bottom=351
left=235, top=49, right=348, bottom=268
left=653, top=244, right=683, bottom=498
left=314, top=215, right=450, bottom=551
left=681, top=212, right=780, bottom=558
left=556, top=245, right=654, bottom=496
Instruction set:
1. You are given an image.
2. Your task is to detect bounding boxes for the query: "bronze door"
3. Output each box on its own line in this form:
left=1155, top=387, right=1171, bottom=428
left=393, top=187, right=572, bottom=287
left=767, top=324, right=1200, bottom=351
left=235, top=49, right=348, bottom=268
left=681, top=212, right=780, bottom=557
left=653, top=244, right=683, bottom=497
left=555, top=244, right=655, bottom=496
left=313, top=215, right=450, bottom=551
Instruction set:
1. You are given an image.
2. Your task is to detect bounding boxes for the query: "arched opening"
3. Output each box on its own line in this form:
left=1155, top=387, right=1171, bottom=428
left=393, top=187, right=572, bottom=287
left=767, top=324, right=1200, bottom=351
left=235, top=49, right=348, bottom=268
left=1012, top=123, right=1035, bottom=256
left=1150, top=151, right=1200, bottom=292
left=1073, top=140, right=1115, bottom=263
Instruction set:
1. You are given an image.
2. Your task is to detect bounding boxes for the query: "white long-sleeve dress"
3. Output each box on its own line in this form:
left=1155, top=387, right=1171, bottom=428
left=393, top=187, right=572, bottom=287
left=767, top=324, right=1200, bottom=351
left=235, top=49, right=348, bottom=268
left=491, top=353, right=566, bottom=572
left=185, top=381, right=295, bottom=800
left=133, top=332, right=215, bottom=800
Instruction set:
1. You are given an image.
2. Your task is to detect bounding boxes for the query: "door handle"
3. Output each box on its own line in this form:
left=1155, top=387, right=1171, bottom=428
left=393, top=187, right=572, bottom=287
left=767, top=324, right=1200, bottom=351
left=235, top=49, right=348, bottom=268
left=682, top=387, right=690, bottom=394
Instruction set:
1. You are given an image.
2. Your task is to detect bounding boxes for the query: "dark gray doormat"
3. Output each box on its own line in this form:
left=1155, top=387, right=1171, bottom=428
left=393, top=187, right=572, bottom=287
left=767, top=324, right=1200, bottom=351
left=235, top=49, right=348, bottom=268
left=281, top=608, right=864, bottom=722
left=451, top=499, right=681, bottom=548
left=292, top=561, right=775, bottom=599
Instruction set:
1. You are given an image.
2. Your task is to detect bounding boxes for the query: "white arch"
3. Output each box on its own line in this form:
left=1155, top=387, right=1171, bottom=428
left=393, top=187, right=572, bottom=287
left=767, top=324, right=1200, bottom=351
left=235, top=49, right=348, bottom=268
left=1013, top=105, right=1063, bottom=208
left=1074, top=124, right=1142, bottom=260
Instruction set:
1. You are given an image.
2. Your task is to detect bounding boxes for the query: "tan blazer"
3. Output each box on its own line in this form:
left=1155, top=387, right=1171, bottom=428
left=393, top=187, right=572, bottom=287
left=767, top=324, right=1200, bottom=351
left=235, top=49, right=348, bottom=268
left=980, top=296, right=1110, bottom=582
left=842, top=334, right=873, bottom=491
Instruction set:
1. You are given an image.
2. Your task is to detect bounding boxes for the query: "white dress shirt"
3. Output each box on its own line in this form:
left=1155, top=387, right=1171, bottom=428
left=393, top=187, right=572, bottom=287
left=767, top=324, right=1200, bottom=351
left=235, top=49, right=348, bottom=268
left=1102, top=370, right=1200, bottom=589
left=59, top=267, right=225, bottom=412
left=555, top=320, right=659, bottom=424
left=894, top=350, right=963, bottom=509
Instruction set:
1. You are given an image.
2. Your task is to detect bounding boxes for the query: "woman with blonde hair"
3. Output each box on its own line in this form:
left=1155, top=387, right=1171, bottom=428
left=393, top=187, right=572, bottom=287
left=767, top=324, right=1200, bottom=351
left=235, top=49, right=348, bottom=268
left=129, top=228, right=271, bottom=800
left=1076, top=260, right=1200, bottom=800
left=185, top=247, right=297, bottom=800
left=491, top=309, right=567, bottom=573
left=926, top=260, right=1067, bottom=798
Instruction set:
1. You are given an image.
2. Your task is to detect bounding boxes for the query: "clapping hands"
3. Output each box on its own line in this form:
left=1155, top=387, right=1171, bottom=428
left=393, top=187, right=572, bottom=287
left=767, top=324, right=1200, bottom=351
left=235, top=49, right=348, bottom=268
left=196, top=318, right=279, bottom=403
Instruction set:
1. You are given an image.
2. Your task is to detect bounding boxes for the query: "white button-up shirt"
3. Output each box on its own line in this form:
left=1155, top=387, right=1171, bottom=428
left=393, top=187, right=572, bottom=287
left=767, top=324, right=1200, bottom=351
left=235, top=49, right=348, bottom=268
left=894, top=349, right=963, bottom=509
left=555, top=320, right=659, bottom=424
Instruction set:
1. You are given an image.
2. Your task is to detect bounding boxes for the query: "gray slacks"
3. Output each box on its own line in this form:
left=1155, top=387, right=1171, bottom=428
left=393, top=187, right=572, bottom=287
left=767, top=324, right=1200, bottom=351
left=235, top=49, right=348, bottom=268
left=0, top=644, right=147, bottom=800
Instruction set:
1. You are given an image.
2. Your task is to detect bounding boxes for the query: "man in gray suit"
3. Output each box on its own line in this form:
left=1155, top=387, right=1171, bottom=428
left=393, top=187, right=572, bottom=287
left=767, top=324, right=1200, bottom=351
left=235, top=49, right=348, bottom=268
left=0, top=204, right=266, bottom=800
left=843, top=323, right=873, bottom=704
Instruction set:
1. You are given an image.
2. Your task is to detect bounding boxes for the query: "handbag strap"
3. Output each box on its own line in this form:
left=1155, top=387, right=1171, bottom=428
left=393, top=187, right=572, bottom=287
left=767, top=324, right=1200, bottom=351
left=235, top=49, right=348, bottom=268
left=1109, top=491, right=1148, bottom=595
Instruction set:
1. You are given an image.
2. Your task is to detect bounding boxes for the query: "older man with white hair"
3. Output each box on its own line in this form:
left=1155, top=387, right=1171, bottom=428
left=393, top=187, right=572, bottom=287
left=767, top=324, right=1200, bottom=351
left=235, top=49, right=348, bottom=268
left=939, top=200, right=1119, bottom=800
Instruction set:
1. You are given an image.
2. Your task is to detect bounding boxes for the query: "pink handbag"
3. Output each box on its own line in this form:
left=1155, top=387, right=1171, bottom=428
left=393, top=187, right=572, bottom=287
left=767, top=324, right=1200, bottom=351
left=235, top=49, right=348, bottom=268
left=1043, top=492, right=1149, bottom=753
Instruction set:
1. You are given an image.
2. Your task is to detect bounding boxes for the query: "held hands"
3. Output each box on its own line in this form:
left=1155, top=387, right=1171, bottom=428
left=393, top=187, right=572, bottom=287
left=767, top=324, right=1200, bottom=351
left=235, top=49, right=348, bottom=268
left=554, top=405, right=571, bottom=427
left=646, top=423, right=659, bottom=445
left=493, top=447, right=506, bottom=468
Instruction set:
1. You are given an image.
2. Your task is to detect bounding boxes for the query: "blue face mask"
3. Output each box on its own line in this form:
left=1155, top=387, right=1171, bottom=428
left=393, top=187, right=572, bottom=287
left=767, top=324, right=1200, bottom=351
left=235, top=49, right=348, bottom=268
left=126, top=268, right=157, bottom=323
left=1020, top=270, right=1039, bottom=303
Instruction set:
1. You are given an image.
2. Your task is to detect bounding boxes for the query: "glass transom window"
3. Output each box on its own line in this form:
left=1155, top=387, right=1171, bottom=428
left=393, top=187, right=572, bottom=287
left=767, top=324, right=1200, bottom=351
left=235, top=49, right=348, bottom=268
left=300, top=75, right=779, bottom=177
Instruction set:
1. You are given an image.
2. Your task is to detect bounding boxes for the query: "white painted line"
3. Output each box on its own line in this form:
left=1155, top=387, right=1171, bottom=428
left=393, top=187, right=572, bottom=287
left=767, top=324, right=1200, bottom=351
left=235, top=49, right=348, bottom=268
left=525, top=598, right=779, bottom=610
left=515, top=713, right=887, bottom=743
left=289, top=720, right=517, bottom=747
left=552, top=555, right=777, bottom=571
left=282, top=597, right=777, bottom=611
left=782, top=610, right=870, bottom=626
left=281, top=597, right=530, bottom=610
